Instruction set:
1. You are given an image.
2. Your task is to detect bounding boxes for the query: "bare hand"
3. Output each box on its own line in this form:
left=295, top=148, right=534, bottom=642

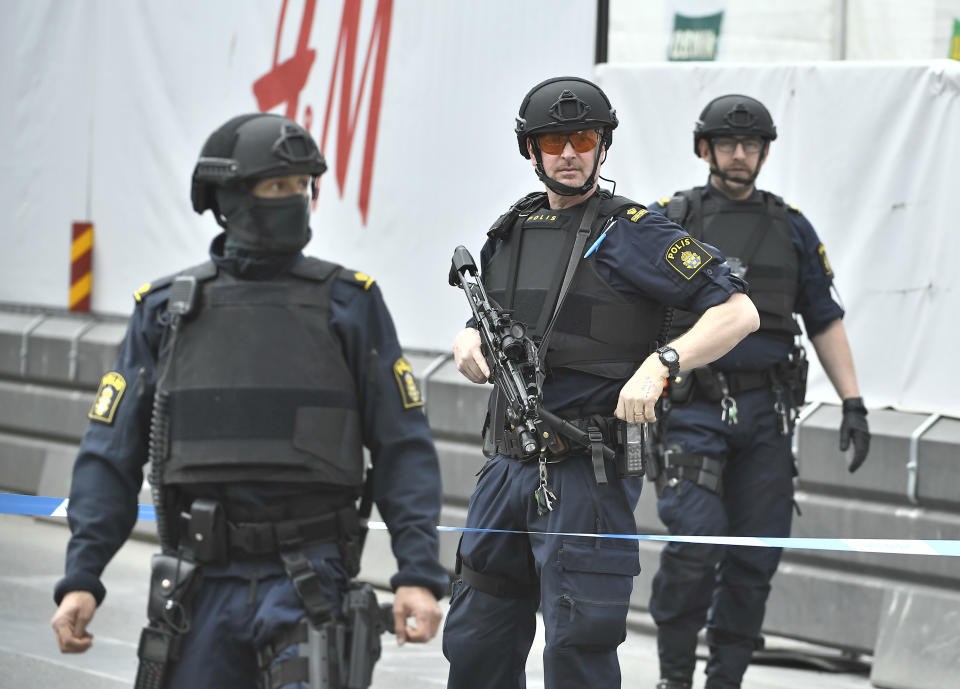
left=392, top=585, right=442, bottom=645
left=51, top=591, right=97, bottom=653
left=453, top=328, right=490, bottom=383
left=615, top=354, right=667, bottom=423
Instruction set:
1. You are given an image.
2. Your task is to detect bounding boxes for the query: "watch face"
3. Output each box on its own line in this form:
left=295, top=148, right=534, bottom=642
left=661, top=348, right=679, bottom=363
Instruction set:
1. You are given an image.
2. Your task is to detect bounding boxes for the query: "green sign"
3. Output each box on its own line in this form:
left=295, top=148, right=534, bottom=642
left=668, top=11, right=724, bottom=61
left=950, top=18, right=960, bottom=60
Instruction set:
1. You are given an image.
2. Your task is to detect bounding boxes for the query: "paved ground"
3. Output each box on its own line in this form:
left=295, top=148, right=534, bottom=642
left=1, top=514, right=874, bottom=688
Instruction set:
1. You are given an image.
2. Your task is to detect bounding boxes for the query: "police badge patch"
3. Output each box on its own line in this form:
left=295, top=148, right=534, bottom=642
left=665, top=236, right=714, bottom=280
left=88, top=372, right=127, bottom=424
left=393, top=358, right=424, bottom=409
left=817, top=244, right=834, bottom=276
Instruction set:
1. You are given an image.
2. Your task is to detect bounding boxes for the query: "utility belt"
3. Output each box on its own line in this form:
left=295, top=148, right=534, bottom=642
left=177, top=499, right=362, bottom=574
left=669, top=349, right=808, bottom=410
left=496, top=412, right=646, bottom=483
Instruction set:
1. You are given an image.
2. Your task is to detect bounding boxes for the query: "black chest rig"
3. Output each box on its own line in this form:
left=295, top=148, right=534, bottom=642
left=667, top=187, right=800, bottom=341
left=157, top=258, right=364, bottom=488
left=483, top=190, right=667, bottom=381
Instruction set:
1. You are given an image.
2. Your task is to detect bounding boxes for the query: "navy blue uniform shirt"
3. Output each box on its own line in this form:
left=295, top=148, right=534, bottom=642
left=476, top=193, right=748, bottom=413
left=55, top=234, right=448, bottom=605
left=651, top=182, right=844, bottom=371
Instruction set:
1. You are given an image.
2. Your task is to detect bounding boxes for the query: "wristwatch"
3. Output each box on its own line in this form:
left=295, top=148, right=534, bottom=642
left=656, top=345, right=680, bottom=378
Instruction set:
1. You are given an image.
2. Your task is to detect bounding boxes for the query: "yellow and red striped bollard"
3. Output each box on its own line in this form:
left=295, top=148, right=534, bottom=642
left=70, top=222, right=93, bottom=312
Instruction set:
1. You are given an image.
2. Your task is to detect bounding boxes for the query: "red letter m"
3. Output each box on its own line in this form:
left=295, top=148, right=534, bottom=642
left=321, top=0, right=393, bottom=223
left=253, top=0, right=393, bottom=225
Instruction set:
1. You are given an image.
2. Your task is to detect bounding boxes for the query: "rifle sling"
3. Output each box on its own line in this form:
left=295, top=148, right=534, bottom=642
left=537, top=194, right=601, bottom=369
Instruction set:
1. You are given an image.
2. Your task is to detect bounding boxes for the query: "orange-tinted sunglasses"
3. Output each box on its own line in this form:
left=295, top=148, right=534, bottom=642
left=536, top=129, right=600, bottom=155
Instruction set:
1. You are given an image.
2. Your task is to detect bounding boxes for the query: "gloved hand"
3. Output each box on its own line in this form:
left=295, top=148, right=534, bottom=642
left=839, top=397, right=870, bottom=473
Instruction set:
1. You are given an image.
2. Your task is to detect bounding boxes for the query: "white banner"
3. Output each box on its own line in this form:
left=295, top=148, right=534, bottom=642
left=596, top=60, right=960, bottom=417
left=0, top=0, right=595, bottom=349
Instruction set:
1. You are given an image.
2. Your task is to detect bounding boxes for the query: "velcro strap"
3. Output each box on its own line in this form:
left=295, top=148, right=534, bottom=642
left=588, top=427, right=607, bottom=485
left=460, top=563, right=538, bottom=600
left=265, top=656, right=310, bottom=689
left=256, top=620, right=309, bottom=669
left=277, top=528, right=333, bottom=625
left=662, top=452, right=724, bottom=495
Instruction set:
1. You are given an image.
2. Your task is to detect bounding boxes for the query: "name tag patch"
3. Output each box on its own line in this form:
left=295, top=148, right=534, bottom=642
left=522, top=212, right=565, bottom=228
left=393, top=358, right=424, bottom=409
left=88, top=372, right=127, bottom=424
left=665, top=236, right=714, bottom=280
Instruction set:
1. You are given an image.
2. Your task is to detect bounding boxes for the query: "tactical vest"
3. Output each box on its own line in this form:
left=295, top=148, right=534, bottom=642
left=666, top=187, right=800, bottom=341
left=484, top=190, right=667, bottom=380
left=157, top=258, right=365, bottom=488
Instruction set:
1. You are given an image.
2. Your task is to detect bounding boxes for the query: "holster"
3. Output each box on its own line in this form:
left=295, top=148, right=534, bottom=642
left=773, top=345, right=809, bottom=408
left=667, top=370, right=696, bottom=404
left=134, top=552, right=203, bottom=689
left=693, top=366, right=726, bottom=402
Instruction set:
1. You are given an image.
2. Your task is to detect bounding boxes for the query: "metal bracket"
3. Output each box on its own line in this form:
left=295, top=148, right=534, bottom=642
left=19, top=314, right=48, bottom=377
left=68, top=320, right=98, bottom=381
left=417, top=351, right=454, bottom=406
left=906, top=413, right=941, bottom=505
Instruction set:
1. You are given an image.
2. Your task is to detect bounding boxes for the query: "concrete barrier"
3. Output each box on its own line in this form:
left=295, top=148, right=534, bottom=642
left=1, top=302, right=957, bottom=688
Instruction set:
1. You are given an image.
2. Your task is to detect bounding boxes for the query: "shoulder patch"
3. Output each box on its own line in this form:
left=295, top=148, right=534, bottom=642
left=657, top=197, right=671, bottom=208
left=392, top=358, right=424, bottom=409
left=664, top=236, right=714, bottom=280
left=88, top=372, right=126, bottom=424
left=788, top=204, right=802, bottom=214
left=817, top=243, right=833, bottom=276
left=625, top=207, right=649, bottom=223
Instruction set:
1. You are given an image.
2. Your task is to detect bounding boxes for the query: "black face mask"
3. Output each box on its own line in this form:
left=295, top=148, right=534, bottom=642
left=215, top=187, right=313, bottom=252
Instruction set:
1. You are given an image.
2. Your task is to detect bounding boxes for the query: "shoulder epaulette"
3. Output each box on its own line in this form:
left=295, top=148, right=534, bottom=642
left=788, top=203, right=802, bottom=215
left=656, top=197, right=671, bottom=208
left=133, top=260, right=217, bottom=302
left=599, top=194, right=648, bottom=223
left=338, top=267, right=376, bottom=291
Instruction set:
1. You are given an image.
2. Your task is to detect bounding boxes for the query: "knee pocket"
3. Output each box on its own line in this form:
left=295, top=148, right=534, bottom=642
left=551, top=541, right=639, bottom=651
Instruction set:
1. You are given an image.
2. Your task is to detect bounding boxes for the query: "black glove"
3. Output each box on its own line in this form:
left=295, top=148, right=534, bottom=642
left=839, top=397, right=870, bottom=473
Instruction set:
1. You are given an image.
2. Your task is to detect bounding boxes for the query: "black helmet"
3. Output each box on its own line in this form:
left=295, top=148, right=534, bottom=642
left=693, top=94, right=777, bottom=157
left=515, top=76, right=618, bottom=159
left=191, top=113, right=327, bottom=215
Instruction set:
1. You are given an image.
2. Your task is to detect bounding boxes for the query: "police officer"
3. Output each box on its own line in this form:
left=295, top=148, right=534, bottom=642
left=49, top=113, right=446, bottom=688
left=441, top=77, right=759, bottom=689
left=647, top=94, right=871, bottom=689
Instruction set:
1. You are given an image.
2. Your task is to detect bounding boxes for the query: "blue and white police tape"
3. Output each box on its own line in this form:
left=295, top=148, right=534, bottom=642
left=4, top=492, right=959, bottom=557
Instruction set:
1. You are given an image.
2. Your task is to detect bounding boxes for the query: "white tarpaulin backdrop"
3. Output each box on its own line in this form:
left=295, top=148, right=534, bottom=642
left=1, top=0, right=958, bottom=417
left=0, top=0, right=594, bottom=347
left=597, top=60, right=960, bottom=416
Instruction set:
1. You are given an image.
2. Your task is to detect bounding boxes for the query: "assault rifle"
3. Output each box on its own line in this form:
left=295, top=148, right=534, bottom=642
left=447, top=245, right=615, bottom=463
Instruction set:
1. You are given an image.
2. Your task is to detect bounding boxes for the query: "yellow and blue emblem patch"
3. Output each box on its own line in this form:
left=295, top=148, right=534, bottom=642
left=817, top=244, right=833, bottom=276
left=88, top=372, right=126, bottom=424
left=393, top=358, right=424, bottom=409
left=665, top=236, right=713, bottom=280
